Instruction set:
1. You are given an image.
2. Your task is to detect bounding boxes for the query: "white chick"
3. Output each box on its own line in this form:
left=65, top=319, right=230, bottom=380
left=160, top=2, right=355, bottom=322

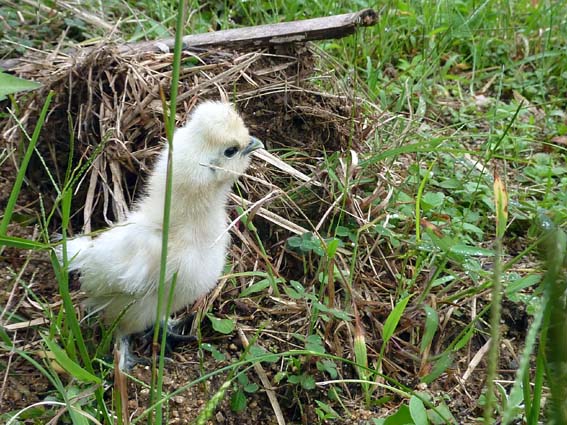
left=60, top=101, right=263, bottom=369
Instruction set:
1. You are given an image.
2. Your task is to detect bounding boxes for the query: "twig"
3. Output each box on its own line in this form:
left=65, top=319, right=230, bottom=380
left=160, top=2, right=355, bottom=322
left=0, top=9, right=378, bottom=70
left=237, top=328, right=286, bottom=425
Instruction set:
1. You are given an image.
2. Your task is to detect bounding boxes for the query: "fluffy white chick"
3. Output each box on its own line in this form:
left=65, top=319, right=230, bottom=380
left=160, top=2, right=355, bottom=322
left=61, top=101, right=263, bottom=369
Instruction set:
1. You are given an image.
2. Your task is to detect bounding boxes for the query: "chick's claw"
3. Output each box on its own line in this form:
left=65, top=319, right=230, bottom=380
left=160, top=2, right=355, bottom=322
left=117, top=333, right=182, bottom=371
left=117, top=335, right=151, bottom=371
left=169, top=313, right=196, bottom=335
left=138, top=315, right=197, bottom=355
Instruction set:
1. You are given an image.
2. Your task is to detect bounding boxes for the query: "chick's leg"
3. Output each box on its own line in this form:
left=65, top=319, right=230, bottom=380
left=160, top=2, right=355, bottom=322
left=140, top=314, right=197, bottom=354
left=167, top=313, right=197, bottom=345
left=117, top=334, right=150, bottom=371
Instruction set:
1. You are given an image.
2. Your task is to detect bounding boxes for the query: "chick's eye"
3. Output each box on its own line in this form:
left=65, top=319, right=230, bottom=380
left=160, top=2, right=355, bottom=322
left=224, top=146, right=239, bottom=158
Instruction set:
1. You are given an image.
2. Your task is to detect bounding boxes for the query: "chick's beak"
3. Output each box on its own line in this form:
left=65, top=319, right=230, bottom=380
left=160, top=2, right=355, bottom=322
left=242, top=136, right=264, bottom=156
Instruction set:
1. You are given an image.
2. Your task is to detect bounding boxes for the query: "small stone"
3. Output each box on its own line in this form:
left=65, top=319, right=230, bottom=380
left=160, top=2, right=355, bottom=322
left=215, top=411, right=225, bottom=422
left=173, top=396, right=185, bottom=405
left=229, top=343, right=238, bottom=351
left=140, top=388, right=150, bottom=397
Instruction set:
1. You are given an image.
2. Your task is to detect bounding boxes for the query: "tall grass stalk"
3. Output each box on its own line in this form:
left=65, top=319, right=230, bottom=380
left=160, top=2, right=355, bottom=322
left=1, top=90, right=111, bottom=422
left=503, top=214, right=567, bottom=424
left=149, top=0, right=185, bottom=423
left=0, top=91, right=54, bottom=235
left=56, top=143, right=113, bottom=423
left=539, top=216, right=567, bottom=423
left=483, top=173, right=508, bottom=422
left=501, top=262, right=548, bottom=423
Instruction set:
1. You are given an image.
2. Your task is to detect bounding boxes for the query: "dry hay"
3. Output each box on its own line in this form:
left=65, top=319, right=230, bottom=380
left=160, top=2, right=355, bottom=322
left=0, top=41, right=470, bottom=420
left=3, top=43, right=376, bottom=230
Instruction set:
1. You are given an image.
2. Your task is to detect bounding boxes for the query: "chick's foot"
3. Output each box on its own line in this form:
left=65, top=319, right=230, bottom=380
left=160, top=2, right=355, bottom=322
left=117, top=335, right=151, bottom=371
left=140, top=314, right=197, bottom=354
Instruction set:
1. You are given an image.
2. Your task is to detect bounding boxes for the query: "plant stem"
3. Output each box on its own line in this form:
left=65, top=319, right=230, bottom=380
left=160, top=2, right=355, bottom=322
left=150, top=1, right=186, bottom=423
left=0, top=91, right=54, bottom=235
left=483, top=236, right=503, bottom=422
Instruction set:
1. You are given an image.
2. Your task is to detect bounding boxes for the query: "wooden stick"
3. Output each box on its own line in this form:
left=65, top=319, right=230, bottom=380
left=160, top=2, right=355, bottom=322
left=123, top=8, right=378, bottom=53
left=237, top=327, right=286, bottom=425
left=0, top=9, right=378, bottom=71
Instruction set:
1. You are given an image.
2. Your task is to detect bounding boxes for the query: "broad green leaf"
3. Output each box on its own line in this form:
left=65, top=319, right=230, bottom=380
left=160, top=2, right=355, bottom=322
left=237, top=373, right=250, bottom=386
left=431, top=275, right=454, bottom=287
left=288, top=373, right=316, bottom=390
left=283, top=285, right=302, bottom=299
left=287, top=235, right=303, bottom=249
left=326, top=237, right=340, bottom=258
left=409, top=396, right=429, bottom=425
left=206, top=314, right=235, bottom=334
left=315, top=399, right=339, bottom=419
left=305, top=334, right=325, bottom=353
left=243, top=382, right=259, bottom=393
left=328, top=308, right=350, bottom=321
left=312, top=301, right=351, bottom=321
left=246, top=344, right=278, bottom=363
left=382, top=295, right=412, bottom=343
left=453, top=326, right=475, bottom=351
left=41, top=335, right=101, bottom=384
left=382, top=404, right=413, bottom=425
left=427, top=400, right=457, bottom=424
left=317, top=359, right=338, bottom=379
left=424, top=229, right=455, bottom=253
left=506, top=274, right=542, bottom=297
left=422, top=352, right=453, bottom=384
left=240, top=278, right=271, bottom=297
left=420, top=305, right=439, bottom=354
left=288, top=280, right=305, bottom=294
left=462, top=222, right=484, bottom=238
left=449, top=244, right=493, bottom=257
left=2, top=406, right=45, bottom=420
left=437, top=178, right=462, bottom=189
left=422, top=192, right=445, bottom=210
left=0, top=72, right=41, bottom=100
left=200, top=342, right=225, bottom=361
left=230, top=388, right=247, bottom=412
left=68, top=408, right=89, bottom=425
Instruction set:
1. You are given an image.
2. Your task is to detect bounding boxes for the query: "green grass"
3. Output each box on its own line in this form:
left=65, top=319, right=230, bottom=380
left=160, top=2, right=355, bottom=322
left=1, top=0, right=567, bottom=424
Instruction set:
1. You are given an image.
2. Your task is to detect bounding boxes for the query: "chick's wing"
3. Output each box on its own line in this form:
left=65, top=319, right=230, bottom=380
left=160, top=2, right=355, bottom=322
left=71, top=222, right=164, bottom=297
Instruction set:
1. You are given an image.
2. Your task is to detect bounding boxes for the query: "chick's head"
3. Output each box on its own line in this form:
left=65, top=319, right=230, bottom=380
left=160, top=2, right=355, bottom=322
left=174, top=101, right=263, bottom=185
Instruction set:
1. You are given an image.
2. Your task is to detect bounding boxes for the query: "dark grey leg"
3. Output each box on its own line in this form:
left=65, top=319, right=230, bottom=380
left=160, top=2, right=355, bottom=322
left=117, top=334, right=150, bottom=371
left=139, top=314, right=197, bottom=354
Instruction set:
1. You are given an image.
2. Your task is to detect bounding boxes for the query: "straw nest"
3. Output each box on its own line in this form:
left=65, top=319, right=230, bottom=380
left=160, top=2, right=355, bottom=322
left=3, top=43, right=379, bottom=229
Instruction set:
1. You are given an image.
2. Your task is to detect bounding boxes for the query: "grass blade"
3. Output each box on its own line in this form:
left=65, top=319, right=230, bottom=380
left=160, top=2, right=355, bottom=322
left=150, top=1, right=186, bottom=423
left=483, top=171, right=508, bottom=423
left=382, top=295, right=412, bottom=344
left=0, top=91, right=54, bottom=235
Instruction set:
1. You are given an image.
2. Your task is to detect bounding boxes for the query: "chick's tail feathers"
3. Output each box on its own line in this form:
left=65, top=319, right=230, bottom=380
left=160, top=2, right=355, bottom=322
left=54, top=235, right=93, bottom=271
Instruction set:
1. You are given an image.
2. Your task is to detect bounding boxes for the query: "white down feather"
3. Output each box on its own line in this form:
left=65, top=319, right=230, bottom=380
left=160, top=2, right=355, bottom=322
left=58, top=101, right=262, bottom=337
